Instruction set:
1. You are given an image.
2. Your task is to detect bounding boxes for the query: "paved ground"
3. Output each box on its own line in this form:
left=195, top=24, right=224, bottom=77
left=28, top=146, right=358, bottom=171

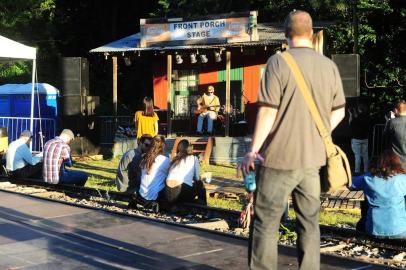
left=0, top=190, right=395, bottom=269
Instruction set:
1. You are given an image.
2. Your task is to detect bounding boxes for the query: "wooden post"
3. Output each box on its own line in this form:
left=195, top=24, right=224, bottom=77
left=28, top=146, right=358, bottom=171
left=112, top=56, right=118, bottom=116
left=167, top=54, right=172, bottom=137
left=225, top=51, right=231, bottom=137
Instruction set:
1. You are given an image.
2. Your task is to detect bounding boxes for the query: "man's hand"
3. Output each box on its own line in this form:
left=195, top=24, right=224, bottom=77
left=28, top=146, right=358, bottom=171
left=237, top=152, right=262, bottom=177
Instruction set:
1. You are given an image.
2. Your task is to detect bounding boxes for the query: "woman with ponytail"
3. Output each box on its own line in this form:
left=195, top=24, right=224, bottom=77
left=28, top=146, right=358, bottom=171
left=138, top=135, right=170, bottom=211
left=165, top=139, right=206, bottom=204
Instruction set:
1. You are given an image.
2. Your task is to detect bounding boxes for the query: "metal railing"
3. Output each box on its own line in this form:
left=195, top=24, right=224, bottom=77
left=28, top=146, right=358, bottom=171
left=0, top=117, right=56, bottom=152
left=371, top=123, right=390, bottom=159
left=99, top=116, right=134, bottom=145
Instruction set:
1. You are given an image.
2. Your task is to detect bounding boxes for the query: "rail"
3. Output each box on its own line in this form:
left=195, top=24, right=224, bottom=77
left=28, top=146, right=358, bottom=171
left=98, top=115, right=134, bottom=145
left=1, top=176, right=406, bottom=251
left=0, top=116, right=56, bottom=151
left=371, top=123, right=390, bottom=159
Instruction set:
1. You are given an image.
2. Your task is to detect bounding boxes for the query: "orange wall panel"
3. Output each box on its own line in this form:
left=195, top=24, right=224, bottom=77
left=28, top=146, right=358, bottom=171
left=153, top=62, right=168, bottom=110
left=243, top=64, right=260, bottom=103
left=199, top=70, right=218, bottom=87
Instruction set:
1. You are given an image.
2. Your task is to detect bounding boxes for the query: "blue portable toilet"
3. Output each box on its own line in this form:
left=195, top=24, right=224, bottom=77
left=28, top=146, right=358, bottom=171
left=0, top=83, right=59, bottom=150
left=0, top=90, right=11, bottom=116
left=8, top=83, right=59, bottom=118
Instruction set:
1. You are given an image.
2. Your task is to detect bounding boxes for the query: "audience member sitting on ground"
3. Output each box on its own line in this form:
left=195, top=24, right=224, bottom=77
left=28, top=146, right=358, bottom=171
left=350, top=150, right=406, bottom=239
left=136, top=135, right=170, bottom=212
left=116, top=134, right=152, bottom=194
left=5, top=130, right=42, bottom=178
left=134, top=96, right=159, bottom=139
left=43, top=129, right=88, bottom=186
left=384, top=100, right=406, bottom=168
left=165, top=139, right=206, bottom=205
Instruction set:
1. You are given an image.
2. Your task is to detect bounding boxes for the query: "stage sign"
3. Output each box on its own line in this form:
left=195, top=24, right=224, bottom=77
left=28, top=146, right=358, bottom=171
left=140, top=11, right=258, bottom=47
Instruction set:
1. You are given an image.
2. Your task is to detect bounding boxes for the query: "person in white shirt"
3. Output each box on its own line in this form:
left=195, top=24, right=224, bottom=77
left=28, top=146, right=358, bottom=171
left=165, top=139, right=206, bottom=204
left=6, top=130, right=42, bottom=178
left=137, top=135, right=170, bottom=212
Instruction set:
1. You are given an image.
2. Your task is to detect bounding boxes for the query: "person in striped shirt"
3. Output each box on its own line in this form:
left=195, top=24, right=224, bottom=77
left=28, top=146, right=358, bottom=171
left=42, top=129, right=88, bottom=186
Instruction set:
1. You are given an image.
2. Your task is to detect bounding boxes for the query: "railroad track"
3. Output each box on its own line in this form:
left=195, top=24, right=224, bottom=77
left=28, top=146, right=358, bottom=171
left=0, top=176, right=405, bottom=268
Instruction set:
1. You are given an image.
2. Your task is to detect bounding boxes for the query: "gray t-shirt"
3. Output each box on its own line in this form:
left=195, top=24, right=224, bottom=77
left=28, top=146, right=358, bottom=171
left=258, top=48, right=345, bottom=170
left=116, top=148, right=142, bottom=193
left=384, top=116, right=406, bottom=166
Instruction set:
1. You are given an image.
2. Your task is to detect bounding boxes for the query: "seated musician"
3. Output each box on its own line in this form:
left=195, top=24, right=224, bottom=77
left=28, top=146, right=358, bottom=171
left=196, top=85, right=220, bottom=135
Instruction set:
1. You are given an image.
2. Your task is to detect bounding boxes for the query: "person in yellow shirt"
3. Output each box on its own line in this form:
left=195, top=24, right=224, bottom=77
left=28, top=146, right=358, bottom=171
left=135, top=97, right=159, bottom=139
left=196, top=85, right=220, bottom=135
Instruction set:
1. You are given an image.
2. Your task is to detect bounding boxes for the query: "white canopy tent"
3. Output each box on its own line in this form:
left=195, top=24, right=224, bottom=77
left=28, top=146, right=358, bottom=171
left=0, top=35, right=37, bottom=139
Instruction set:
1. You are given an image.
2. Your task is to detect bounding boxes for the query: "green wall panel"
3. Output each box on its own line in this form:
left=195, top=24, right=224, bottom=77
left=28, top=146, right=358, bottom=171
left=218, top=67, right=243, bottom=82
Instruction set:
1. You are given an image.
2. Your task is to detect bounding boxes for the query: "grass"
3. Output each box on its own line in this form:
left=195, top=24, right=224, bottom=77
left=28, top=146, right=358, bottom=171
left=74, top=158, right=241, bottom=190
left=207, top=197, right=243, bottom=210
left=288, top=208, right=360, bottom=227
left=201, top=163, right=239, bottom=180
left=72, top=158, right=361, bottom=228
left=72, top=158, right=118, bottom=191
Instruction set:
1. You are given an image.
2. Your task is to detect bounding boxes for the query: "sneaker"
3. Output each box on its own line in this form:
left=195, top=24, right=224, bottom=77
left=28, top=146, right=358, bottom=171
left=151, top=202, right=160, bottom=213
left=127, top=198, right=138, bottom=209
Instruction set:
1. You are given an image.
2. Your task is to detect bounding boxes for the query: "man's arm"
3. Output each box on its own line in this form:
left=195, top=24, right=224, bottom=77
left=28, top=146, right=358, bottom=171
left=330, top=107, right=345, bottom=131
left=240, top=106, right=278, bottom=175
left=214, top=96, right=221, bottom=112
left=21, top=145, right=41, bottom=165
left=61, top=146, right=73, bottom=167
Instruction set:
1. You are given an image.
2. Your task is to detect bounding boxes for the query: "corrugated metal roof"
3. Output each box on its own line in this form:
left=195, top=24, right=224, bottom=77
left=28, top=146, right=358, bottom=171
left=89, top=23, right=286, bottom=53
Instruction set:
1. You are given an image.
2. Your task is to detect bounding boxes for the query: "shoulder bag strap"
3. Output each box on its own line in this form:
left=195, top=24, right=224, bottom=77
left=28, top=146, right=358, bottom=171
left=280, top=51, right=336, bottom=157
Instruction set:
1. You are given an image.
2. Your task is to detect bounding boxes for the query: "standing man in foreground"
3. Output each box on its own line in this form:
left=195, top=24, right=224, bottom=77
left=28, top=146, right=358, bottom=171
left=43, top=129, right=88, bottom=186
left=240, top=11, right=345, bottom=269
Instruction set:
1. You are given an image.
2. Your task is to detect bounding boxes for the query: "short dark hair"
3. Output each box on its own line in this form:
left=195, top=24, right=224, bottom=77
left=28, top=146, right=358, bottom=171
left=395, top=100, right=406, bottom=114
left=284, top=10, right=313, bottom=39
left=138, top=134, right=152, bottom=146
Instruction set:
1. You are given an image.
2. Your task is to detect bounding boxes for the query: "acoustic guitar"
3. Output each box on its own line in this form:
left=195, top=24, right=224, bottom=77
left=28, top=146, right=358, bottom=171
left=195, top=102, right=221, bottom=114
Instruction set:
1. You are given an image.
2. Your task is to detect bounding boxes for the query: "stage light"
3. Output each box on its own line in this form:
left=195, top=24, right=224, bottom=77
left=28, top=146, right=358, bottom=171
left=190, top=53, right=197, bottom=64
left=175, top=54, right=183, bottom=64
left=124, top=57, right=132, bottom=66
left=214, top=51, right=222, bottom=62
left=200, top=54, right=208, bottom=63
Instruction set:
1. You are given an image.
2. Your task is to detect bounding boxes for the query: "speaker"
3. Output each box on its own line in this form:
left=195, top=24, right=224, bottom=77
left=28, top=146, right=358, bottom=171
left=332, top=54, right=360, bottom=97
left=60, top=57, right=89, bottom=96
left=60, top=95, right=100, bottom=116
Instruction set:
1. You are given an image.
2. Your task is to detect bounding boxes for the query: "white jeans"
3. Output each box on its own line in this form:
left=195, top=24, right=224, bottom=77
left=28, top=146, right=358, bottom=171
left=197, top=111, right=217, bottom=133
left=351, top=138, right=369, bottom=173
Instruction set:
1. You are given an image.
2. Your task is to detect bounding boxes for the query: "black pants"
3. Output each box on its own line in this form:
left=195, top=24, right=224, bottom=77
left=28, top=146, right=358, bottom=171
left=165, top=181, right=206, bottom=204
left=133, top=189, right=166, bottom=208
left=356, top=200, right=369, bottom=232
left=10, top=162, right=43, bottom=179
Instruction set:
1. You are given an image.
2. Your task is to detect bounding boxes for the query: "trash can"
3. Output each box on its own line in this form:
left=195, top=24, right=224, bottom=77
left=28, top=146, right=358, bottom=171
left=0, top=127, right=8, bottom=154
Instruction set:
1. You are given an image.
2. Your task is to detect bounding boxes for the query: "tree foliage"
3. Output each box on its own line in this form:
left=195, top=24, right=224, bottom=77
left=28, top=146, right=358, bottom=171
left=0, top=0, right=404, bottom=114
